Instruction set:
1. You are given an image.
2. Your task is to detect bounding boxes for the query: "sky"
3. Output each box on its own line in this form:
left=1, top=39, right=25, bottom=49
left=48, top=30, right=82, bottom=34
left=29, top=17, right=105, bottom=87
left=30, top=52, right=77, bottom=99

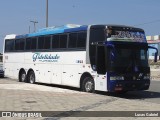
left=0, top=0, right=160, bottom=52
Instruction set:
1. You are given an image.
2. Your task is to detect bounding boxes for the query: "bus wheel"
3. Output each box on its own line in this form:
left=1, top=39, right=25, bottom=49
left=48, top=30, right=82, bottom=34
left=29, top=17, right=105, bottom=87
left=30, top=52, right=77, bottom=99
left=82, top=77, right=95, bottom=93
left=28, top=71, right=35, bottom=84
left=19, top=71, right=26, bottom=82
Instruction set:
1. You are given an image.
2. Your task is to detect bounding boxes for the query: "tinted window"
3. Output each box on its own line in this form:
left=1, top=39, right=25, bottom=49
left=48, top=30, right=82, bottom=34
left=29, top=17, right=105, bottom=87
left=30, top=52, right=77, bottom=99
left=77, top=32, right=86, bottom=48
left=90, top=28, right=105, bottom=43
left=38, top=36, right=51, bottom=49
left=15, top=39, right=25, bottom=50
left=26, top=37, right=37, bottom=50
left=52, top=35, right=59, bottom=49
left=38, top=36, right=44, bottom=49
left=68, top=32, right=86, bottom=49
left=89, top=28, right=105, bottom=66
left=19, top=39, right=25, bottom=50
left=31, top=38, right=37, bottom=49
left=26, top=38, right=31, bottom=50
left=5, top=40, right=14, bottom=52
left=68, top=33, right=77, bottom=48
left=59, top=34, right=67, bottom=48
left=44, top=36, right=51, bottom=49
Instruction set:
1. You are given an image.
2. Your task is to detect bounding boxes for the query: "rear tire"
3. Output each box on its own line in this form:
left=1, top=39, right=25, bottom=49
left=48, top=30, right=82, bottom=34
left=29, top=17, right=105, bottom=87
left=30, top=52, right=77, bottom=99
left=27, top=71, right=35, bottom=84
left=82, top=77, right=95, bottom=93
left=19, top=71, right=26, bottom=82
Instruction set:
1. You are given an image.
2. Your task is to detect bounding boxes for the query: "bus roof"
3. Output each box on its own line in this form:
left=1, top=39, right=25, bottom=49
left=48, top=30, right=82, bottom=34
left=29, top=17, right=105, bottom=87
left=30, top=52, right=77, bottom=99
left=5, top=24, right=144, bottom=39
left=15, top=24, right=88, bottom=39
left=5, top=34, right=16, bottom=40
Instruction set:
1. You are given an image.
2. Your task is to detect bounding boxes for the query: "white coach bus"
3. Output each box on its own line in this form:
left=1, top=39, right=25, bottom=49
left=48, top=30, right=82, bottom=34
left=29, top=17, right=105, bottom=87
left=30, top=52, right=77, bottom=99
left=3, top=24, right=158, bottom=93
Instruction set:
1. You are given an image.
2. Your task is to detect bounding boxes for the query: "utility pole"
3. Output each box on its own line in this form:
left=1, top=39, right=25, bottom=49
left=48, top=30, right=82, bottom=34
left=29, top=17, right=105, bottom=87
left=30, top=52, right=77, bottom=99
left=30, top=20, right=38, bottom=32
left=46, top=0, right=48, bottom=27
left=29, top=26, right=31, bottom=33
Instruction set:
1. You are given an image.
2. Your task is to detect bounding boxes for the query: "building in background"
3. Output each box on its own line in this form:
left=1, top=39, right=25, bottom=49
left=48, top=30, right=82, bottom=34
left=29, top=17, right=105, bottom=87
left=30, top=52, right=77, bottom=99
left=146, top=35, right=160, bottom=60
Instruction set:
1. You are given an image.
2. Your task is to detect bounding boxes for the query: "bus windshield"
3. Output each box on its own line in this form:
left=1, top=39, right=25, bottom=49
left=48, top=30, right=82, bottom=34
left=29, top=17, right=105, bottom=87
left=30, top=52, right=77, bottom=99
left=104, top=26, right=149, bottom=73
left=108, top=47, right=149, bottom=73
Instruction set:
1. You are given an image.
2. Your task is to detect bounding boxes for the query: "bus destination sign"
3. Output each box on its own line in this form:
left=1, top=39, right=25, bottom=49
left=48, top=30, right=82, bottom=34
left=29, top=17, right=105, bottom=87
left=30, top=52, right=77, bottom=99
left=107, top=30, right=146, bottom=43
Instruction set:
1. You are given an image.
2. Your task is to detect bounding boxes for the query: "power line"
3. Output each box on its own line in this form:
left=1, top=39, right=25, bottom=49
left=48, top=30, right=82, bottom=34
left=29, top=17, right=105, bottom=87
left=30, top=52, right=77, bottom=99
left=134, top=19, right=160, bottom=26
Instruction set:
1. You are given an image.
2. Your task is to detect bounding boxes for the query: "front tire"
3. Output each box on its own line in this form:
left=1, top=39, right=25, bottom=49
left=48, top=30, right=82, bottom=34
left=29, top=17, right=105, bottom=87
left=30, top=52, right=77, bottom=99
left=82, top=77, right=95, bottom=93
left=27, top=71, right=35, bottom=84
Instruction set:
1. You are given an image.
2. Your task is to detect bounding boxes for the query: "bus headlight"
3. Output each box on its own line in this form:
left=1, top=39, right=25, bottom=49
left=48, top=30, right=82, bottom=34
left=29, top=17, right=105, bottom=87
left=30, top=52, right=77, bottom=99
left=110, top=76, right=124, bottom=80
left=143, top=74, right=150, bottom=80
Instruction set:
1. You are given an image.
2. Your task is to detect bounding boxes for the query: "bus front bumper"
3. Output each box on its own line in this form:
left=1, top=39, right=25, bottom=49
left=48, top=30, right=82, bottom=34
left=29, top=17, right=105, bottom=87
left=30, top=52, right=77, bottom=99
left=108, top=80, right=150, bottom=92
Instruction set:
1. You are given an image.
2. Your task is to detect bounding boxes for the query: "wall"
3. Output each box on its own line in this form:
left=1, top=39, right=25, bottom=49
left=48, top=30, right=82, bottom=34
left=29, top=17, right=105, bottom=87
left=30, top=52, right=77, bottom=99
left=146, top=35, right=160, bottom=60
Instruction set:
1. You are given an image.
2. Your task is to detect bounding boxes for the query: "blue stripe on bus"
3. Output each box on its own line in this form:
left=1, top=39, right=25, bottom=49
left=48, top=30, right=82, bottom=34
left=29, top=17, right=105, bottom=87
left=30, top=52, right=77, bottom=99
left=28, top=29, right=64, bottom=37
left=15, top=25, right=88, bottom=39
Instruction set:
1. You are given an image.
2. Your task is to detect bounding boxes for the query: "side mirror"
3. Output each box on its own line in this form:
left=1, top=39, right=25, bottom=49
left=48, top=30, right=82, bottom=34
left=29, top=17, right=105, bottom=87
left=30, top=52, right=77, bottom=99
left=148, top=46, right=158, bottom=63
left=154, top=52, right=158, bottom=62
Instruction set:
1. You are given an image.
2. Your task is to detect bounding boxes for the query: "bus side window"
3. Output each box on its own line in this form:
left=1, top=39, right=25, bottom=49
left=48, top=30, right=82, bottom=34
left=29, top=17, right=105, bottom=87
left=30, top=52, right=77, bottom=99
left=31, top=38, right=37, bottom=50
left=38, top=36, right=51, bottom=50
left=38, top=36, right=45, bottom=49
left=52, top=35, right=60, bottom=49
left=77, top=32, right=87, bottom=48
left=5, top=40, right=15, bottom=52
left=26, top=38, right=31, bottom=50
left=15, top=39, right=25, bottom=50
left=26, top=37, right=37, bottom=50
left=59, top=34, right=67, bottom=48
left=68, top=32, right=86, bottom=49
left=44, top=36, right=51, bottom=49
left=68, top=33, right=77, bottom=48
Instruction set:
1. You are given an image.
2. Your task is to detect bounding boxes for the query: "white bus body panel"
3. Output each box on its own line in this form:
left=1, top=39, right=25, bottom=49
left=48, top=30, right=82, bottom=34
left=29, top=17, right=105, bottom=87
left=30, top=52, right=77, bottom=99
left=4, top=53, right=25, bottom=79
left=4, top=51, right=108, bottom=91
left=95, top=74, right=107, bottom=91
left=51, top=64, right=62, bottom=84
left=4, top=51, right=91, bottom=88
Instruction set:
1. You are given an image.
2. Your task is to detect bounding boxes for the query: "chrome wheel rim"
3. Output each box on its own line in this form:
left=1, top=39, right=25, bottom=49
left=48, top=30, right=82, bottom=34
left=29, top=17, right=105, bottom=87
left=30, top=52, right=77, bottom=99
left=30, top=74, right=34, bottom=83
left=85, top=81, right=93, bottom=92
left=21, top=74, right=26, bottom=82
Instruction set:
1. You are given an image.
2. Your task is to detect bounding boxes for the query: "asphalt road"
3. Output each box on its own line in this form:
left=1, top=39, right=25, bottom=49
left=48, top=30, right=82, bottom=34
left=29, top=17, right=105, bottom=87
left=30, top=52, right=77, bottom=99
left=105, top=80, right=160, bottom=104
left=37, top=79, right=160, bottom=104
left=0, top=77, right=160, bottom=120
left=0, top=77, right=160, bottom=105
